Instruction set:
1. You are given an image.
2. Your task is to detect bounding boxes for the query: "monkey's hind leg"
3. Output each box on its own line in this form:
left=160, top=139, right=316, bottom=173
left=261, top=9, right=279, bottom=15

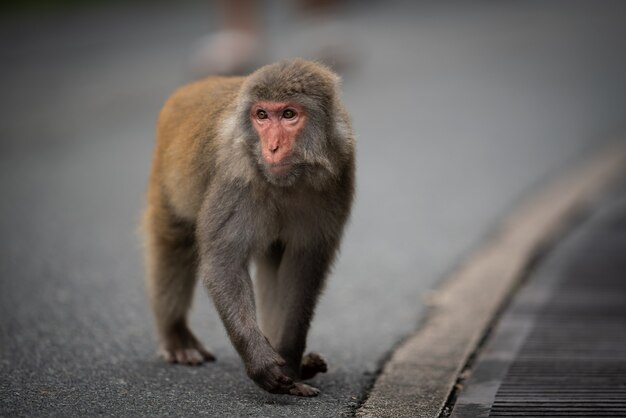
left=144, top=204, right=214, bottom=365
left=255, top=244, right=330, bottom=396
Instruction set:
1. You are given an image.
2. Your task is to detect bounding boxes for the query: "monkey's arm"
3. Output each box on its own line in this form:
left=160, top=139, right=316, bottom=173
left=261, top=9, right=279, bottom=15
left=196, top=181, right=298, bottom=394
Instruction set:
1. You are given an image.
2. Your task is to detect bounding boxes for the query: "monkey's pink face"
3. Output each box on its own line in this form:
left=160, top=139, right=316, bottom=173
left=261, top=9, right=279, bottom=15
left=251, top=101, right=306, bottom=176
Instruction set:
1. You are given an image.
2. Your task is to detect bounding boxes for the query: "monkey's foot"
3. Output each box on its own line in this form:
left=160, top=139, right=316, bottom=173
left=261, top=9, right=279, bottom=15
left=159, top=326, right=215, bottom=365
left=300, top=352, right=328, bottom=380
left=289, top=382, right=320, bottom=397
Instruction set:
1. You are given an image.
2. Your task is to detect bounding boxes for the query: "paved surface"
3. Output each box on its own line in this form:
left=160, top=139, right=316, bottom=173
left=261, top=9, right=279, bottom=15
left=1, top=1, right=626, bottom=416
left=451, top=180, right=626, bottom=417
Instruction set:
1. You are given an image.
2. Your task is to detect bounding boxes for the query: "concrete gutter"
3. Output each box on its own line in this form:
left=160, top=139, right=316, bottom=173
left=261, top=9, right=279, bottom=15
left=356, top=141, right=626, bottom=418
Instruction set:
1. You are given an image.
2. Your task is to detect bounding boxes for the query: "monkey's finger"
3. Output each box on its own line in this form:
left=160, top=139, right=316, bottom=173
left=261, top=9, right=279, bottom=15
left=277, top=373, right=293, bottom=385
left=267, top=372, right=295, bottom=394
left=288, top=383, right=320, bottom=397
left=266, top=377, right=294, bottom=394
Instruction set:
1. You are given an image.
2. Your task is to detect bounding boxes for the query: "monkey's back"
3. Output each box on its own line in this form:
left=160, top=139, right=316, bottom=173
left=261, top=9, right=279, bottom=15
left=149, top=76, right=245, bottom=222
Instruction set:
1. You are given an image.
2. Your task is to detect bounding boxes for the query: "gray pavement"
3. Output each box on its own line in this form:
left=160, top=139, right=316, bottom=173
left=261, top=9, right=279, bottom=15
left=1, top=1, right=626, bottom=416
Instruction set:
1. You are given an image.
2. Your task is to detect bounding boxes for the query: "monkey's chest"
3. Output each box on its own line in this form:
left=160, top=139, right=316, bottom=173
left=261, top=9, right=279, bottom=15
left=253, top=195, right=327, bottom=248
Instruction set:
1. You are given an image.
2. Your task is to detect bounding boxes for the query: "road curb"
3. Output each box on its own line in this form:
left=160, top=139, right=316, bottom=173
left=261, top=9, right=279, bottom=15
left=356, top=141, right=626, bottom=418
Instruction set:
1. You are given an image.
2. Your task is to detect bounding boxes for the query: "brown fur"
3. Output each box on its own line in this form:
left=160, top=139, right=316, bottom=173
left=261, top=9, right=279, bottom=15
left=143, top=59, right=355, bottom=396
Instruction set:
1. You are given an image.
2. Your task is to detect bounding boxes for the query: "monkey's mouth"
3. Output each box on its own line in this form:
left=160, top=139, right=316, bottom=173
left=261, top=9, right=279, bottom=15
left=268, top=163, right=292, bottom=175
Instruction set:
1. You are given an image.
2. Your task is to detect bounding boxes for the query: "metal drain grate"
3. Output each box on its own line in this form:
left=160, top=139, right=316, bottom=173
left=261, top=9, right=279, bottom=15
left=489, top=215, right=626, bottom=416
left=451, top=188, right=626, bottom=418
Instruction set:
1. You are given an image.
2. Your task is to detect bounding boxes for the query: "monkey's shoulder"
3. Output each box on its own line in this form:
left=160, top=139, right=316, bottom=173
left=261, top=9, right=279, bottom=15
left=177, top=76, right=245, bottom=101
left=153, top=77, right=248, bottom=222
left=161, top=76, right=244, bottom=119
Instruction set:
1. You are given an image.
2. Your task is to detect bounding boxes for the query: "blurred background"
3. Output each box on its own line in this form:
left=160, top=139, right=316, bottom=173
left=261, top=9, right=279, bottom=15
left=1, top=1, right=625, bottom=416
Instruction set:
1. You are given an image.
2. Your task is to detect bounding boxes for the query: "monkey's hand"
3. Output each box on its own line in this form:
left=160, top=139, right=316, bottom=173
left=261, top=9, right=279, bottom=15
left=246, top=353, right=320, bottom=397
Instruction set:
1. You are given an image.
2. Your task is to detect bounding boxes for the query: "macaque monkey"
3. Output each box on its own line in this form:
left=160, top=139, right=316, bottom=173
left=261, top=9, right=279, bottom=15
left=143, top=59, right=355, bottom=397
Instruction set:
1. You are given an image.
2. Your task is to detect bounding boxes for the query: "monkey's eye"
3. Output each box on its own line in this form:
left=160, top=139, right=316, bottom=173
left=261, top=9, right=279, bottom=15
left=256, top=109, right=268, bottom=119
left=282, top=109, right=297, bottom=119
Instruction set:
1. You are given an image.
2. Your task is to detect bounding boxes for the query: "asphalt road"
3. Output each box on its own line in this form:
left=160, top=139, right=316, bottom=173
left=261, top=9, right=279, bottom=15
left=1, top=1, right=626, bottom=416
